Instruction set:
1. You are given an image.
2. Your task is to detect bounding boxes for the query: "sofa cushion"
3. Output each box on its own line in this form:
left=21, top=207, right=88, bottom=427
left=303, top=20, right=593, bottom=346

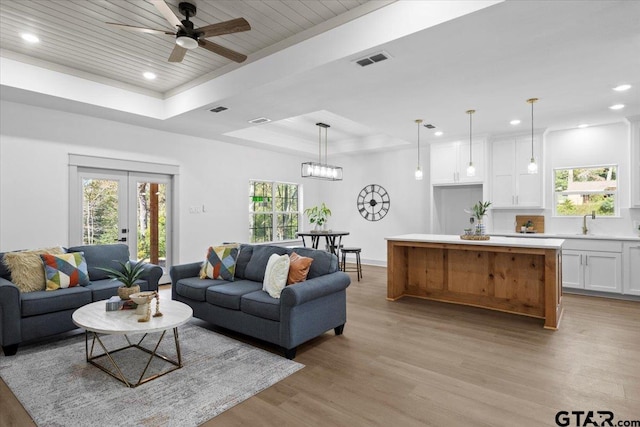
left=67, top=244, right=129, bottom=281
left=200, top=244, right=240, bottom=281
left=286, top=247, right=338, bottom=279
left=2, top=247, right=65, bottom=292
left=263, top=254, right=290, bottom=299
left=86, top=278, right=149, bottom=302
left=205, top=280, right=262, bottom=310
left=21, top=286, right=92, bottom=317
left=176, top=277, right=225, bottom=302
left=241, top=290, right=281, bottom=321
left=244, top=246, right=288, bottom=282
left=234, top=244, right=254, bottom=280
left=287, top=252, right=313, bottom=285
left=41, top=253, right=90, bottom=290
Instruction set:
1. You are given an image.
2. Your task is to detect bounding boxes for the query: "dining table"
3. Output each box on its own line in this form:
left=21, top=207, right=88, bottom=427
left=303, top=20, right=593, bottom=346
left=296, top=230, right=350, bottom=257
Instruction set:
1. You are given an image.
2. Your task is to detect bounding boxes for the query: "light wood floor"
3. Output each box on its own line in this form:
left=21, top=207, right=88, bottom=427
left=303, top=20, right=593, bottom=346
left=2, top=265, right=639, bottom=427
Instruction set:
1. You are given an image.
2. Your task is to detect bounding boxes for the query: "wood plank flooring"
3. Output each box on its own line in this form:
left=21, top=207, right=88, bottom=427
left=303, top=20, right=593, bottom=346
left=2, top=265, right=639, bottom=427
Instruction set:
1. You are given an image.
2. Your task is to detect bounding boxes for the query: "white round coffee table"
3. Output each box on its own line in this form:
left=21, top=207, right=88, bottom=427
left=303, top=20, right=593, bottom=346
left=73, top=299, right=193, bottom=388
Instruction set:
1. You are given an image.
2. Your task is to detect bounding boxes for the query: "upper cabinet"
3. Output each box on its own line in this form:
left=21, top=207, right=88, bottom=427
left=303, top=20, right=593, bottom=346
left=491, top=136, right=543, bottom=208
left=430, top=140, right=484, bottom=185
left=630, top=116, right=640, bottom=207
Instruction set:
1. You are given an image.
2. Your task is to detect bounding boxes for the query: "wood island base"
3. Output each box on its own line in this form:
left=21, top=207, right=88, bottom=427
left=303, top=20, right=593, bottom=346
left=386, top=235, right=564, bottom=329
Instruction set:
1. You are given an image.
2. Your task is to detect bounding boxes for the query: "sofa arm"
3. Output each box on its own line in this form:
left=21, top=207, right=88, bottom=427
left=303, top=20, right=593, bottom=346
left=169, top=262, right=202, bottom=300
left=280, top=271, right=351, bottom=307
left=132, top=260, right=163, bottom=291
left=0, top=277, right=22, bottom=348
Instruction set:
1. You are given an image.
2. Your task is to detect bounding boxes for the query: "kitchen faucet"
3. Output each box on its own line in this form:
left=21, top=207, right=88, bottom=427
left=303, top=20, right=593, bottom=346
left=582, top=211, right=596, bottom=235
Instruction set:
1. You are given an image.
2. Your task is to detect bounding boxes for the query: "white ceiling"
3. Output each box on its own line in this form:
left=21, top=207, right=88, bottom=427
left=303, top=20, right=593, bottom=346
left=1, top=0, right=639, bottom=157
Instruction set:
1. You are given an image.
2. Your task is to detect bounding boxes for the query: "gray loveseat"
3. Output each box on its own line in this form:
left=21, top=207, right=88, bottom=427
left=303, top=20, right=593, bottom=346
left=0, top=244, right=163, bottom=356
left=170, top=244, right=350, bottom=359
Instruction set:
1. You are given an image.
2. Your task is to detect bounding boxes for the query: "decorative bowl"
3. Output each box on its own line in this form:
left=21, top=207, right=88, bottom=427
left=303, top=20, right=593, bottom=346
left=129, top=291, right=155, bottom=314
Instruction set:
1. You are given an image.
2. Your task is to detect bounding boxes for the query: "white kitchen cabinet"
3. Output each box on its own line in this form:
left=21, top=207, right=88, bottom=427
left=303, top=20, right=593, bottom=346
left=631, top=117, right=640, bottom=207
left=491, top=136, right=542, bottom=208
left=562, top=240, right=622, bottom=293
left=623, top=242, right=640, bottom=295
left=430, top=141, right=484, bottom=185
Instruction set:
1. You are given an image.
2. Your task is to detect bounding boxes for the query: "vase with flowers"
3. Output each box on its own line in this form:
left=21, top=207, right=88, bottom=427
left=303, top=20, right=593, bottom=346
left=471, top=201, right=492, bottom=236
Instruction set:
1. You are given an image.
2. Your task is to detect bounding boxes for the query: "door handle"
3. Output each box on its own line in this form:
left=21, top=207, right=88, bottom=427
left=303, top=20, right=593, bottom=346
left=116, top=237, right=127, bottom=242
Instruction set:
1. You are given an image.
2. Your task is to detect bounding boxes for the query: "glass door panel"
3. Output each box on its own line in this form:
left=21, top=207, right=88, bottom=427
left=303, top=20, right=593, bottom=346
left=79, top=170, right=127, bottom=245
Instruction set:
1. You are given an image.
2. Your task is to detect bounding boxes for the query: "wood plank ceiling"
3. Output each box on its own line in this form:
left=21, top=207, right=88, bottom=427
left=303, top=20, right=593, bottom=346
left=0, top=0, right=373, bottom=96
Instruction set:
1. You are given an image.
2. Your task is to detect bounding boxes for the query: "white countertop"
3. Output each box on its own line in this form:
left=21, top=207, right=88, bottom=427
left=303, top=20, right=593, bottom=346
left=386, top=234, right=565, bottom=249
left=492, top=232, right=640, bottom=242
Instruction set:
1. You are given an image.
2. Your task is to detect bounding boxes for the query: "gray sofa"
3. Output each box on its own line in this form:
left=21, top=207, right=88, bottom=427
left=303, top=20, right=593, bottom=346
left=170, top=244, right=350, bottom=359
left=0, top=244, right=163, bottom=356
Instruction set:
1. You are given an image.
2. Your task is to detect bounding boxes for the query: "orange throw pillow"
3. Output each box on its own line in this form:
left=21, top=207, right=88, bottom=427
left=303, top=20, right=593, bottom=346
left=287, top=252, right=313, bottom=285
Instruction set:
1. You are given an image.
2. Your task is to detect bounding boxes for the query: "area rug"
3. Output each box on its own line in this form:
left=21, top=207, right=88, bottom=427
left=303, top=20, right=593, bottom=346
left=0, top=322, right=304, bottom=426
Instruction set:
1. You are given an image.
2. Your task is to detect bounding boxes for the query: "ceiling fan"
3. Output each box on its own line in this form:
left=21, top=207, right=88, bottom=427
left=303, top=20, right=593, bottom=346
left=106, top=0, right=251, bottom=63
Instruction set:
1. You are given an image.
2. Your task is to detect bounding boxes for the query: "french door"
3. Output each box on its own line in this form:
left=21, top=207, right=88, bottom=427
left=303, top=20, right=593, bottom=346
left=73, top=167, right=173, bottom=283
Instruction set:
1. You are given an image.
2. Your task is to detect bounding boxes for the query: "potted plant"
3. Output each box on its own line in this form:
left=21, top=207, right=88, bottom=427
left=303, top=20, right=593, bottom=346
left=471, top=201, right=492, bottom=235
left=98, top=260, right=146, bottom=300
left=304, top=202, right=332, bottom=232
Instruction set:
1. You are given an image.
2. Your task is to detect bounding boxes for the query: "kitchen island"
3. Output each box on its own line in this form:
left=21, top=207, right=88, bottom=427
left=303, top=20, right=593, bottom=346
left=386, top=234, right=565, bottom=329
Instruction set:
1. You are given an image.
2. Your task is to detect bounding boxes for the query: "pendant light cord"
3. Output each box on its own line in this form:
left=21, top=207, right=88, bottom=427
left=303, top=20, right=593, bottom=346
left=417, top=121, right=420, bottom=165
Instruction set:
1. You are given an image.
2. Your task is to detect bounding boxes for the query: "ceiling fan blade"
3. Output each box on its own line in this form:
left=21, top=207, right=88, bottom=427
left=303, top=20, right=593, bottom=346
left=150, top=0, right=183, bottom=29
left=168, top=44, right=188, bottom=62
left=105, top=22, right=175, bottom=35
left=198, top=39, right=247, bottom=63
left=197, top=18, right=251, bottom=38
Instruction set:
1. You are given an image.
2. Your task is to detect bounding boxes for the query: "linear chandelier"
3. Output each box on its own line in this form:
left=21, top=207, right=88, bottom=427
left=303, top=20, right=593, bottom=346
left=301, top=122, right=343, bottom=181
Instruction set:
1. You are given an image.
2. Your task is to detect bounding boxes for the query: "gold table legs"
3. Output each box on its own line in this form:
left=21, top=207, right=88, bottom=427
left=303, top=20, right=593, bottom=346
left=84, top=328, right=183, bottom=388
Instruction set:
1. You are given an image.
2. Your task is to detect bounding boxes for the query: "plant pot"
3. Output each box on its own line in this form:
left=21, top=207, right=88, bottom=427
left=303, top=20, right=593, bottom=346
left=475, top=219, right=486, bottom=236
left=117, top=285, right=141, bottom=300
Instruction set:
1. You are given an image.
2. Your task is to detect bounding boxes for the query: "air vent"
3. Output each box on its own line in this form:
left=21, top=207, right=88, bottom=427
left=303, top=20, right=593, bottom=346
left=209, top=106, right=228, bottom=113
left=354, top=51, right=391, bottom=67
left=248, top=117, right=271, bottom=124
left=424, top=124, right=436, bottom=129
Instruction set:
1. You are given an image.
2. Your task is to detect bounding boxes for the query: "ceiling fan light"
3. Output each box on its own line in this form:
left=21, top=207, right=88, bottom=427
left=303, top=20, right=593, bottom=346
left=176, top=35, right=198, bottom=50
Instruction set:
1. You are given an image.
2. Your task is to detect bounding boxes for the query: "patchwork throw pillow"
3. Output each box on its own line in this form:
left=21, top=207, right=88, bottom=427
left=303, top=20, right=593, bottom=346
left=200, top=244, right=240, bottom=281
left=263, top=253, right=291, bottom=299
left=2, top=247, right=65, bottom=293
left=40, top=252, right=90, bottom=291
left=287, top=252, right=313, bottom=285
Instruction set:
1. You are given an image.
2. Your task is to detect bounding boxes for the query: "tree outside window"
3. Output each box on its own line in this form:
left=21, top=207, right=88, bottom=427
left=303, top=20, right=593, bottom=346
left=554, top=166, right=617, bottom=216
left=249, top=181, right=300, bottom=243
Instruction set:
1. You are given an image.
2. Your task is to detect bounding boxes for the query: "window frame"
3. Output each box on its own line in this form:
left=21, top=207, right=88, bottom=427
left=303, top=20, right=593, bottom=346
left=552, top=164, right=619, bottom=217
left=249, top=180, right=301, bottom=243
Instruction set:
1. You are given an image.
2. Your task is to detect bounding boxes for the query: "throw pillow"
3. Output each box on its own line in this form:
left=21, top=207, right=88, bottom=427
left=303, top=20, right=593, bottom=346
left=2, top=246, right=65, bottom=293
left=287, top=252, right=313, bottom=285
left=263, top=253, right=291, bottom=299
left=40, top=252, right=90, bottom=290
left=200, top=244, right=240, bottom=281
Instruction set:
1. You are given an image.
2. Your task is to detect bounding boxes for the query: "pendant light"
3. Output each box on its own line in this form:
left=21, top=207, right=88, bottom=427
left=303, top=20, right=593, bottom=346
left=301, top=122, right=343, bottom=180
left=414, top=119, right=423, bottom=180
left=527, top=98, right=539, bottom=174
left=466, top=109, right=476, bottom=177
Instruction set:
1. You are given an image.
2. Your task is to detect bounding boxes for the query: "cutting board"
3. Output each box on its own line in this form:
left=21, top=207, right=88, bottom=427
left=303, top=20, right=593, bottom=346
left=515, top=215, right=545, bottom=233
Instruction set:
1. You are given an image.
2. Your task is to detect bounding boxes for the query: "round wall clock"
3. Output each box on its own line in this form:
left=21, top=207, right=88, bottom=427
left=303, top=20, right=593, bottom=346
left=357, top=184, right=390, bottom=221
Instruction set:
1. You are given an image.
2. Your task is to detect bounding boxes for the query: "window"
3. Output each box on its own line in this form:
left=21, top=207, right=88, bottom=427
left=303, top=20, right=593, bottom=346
left=249, top=181, right=300, bottom=243
left=554, top=165, right=618, bottom=216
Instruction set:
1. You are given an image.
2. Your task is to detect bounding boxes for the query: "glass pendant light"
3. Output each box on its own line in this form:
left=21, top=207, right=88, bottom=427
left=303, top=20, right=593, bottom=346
left=415, top=119, right=423, bottom=180
left=527, top=98, right=539, bottom=174
left=466, top=109, right=476, bottom=177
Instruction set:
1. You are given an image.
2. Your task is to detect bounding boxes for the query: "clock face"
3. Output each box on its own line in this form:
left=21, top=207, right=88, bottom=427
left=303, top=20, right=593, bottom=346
left=357, top=184, right=390, bottom=221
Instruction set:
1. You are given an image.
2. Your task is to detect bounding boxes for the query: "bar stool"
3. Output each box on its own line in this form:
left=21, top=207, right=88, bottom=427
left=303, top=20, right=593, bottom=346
left=340, top=247, right=362, bottom=281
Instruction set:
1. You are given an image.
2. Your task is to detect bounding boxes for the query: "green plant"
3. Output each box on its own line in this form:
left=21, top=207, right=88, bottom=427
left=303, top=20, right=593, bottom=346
left=304, top=202, right=332, bottom=226
left=471, top=201, right=492, bottom=220
left=97, top=261, right=146, bottom=288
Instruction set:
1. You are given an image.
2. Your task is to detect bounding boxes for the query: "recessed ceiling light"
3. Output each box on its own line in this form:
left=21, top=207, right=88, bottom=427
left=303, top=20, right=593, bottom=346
left=613, top=84, right=631, bottom=92
left=578, top=124, right=589, bottom=129
left=434, top=131, right=443, bottom=136
left=510, top=119, right=521, bottom=125
left=143, top=72, right=157, bottom=80
left=20, top=33, right=39, bottom=43
left=609, top=104, right=625, bottom=110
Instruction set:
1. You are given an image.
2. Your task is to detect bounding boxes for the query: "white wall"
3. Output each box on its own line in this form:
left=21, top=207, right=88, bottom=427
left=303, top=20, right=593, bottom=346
left=0, top=101, right=322, bottom=263
left=491, top=121, right=640, bottom=236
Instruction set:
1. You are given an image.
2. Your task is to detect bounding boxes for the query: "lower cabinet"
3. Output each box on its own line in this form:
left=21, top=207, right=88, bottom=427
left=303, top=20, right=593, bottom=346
left=562, top=239, right=623, bottom=294
left=623, top=242, right=640, bottom=296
